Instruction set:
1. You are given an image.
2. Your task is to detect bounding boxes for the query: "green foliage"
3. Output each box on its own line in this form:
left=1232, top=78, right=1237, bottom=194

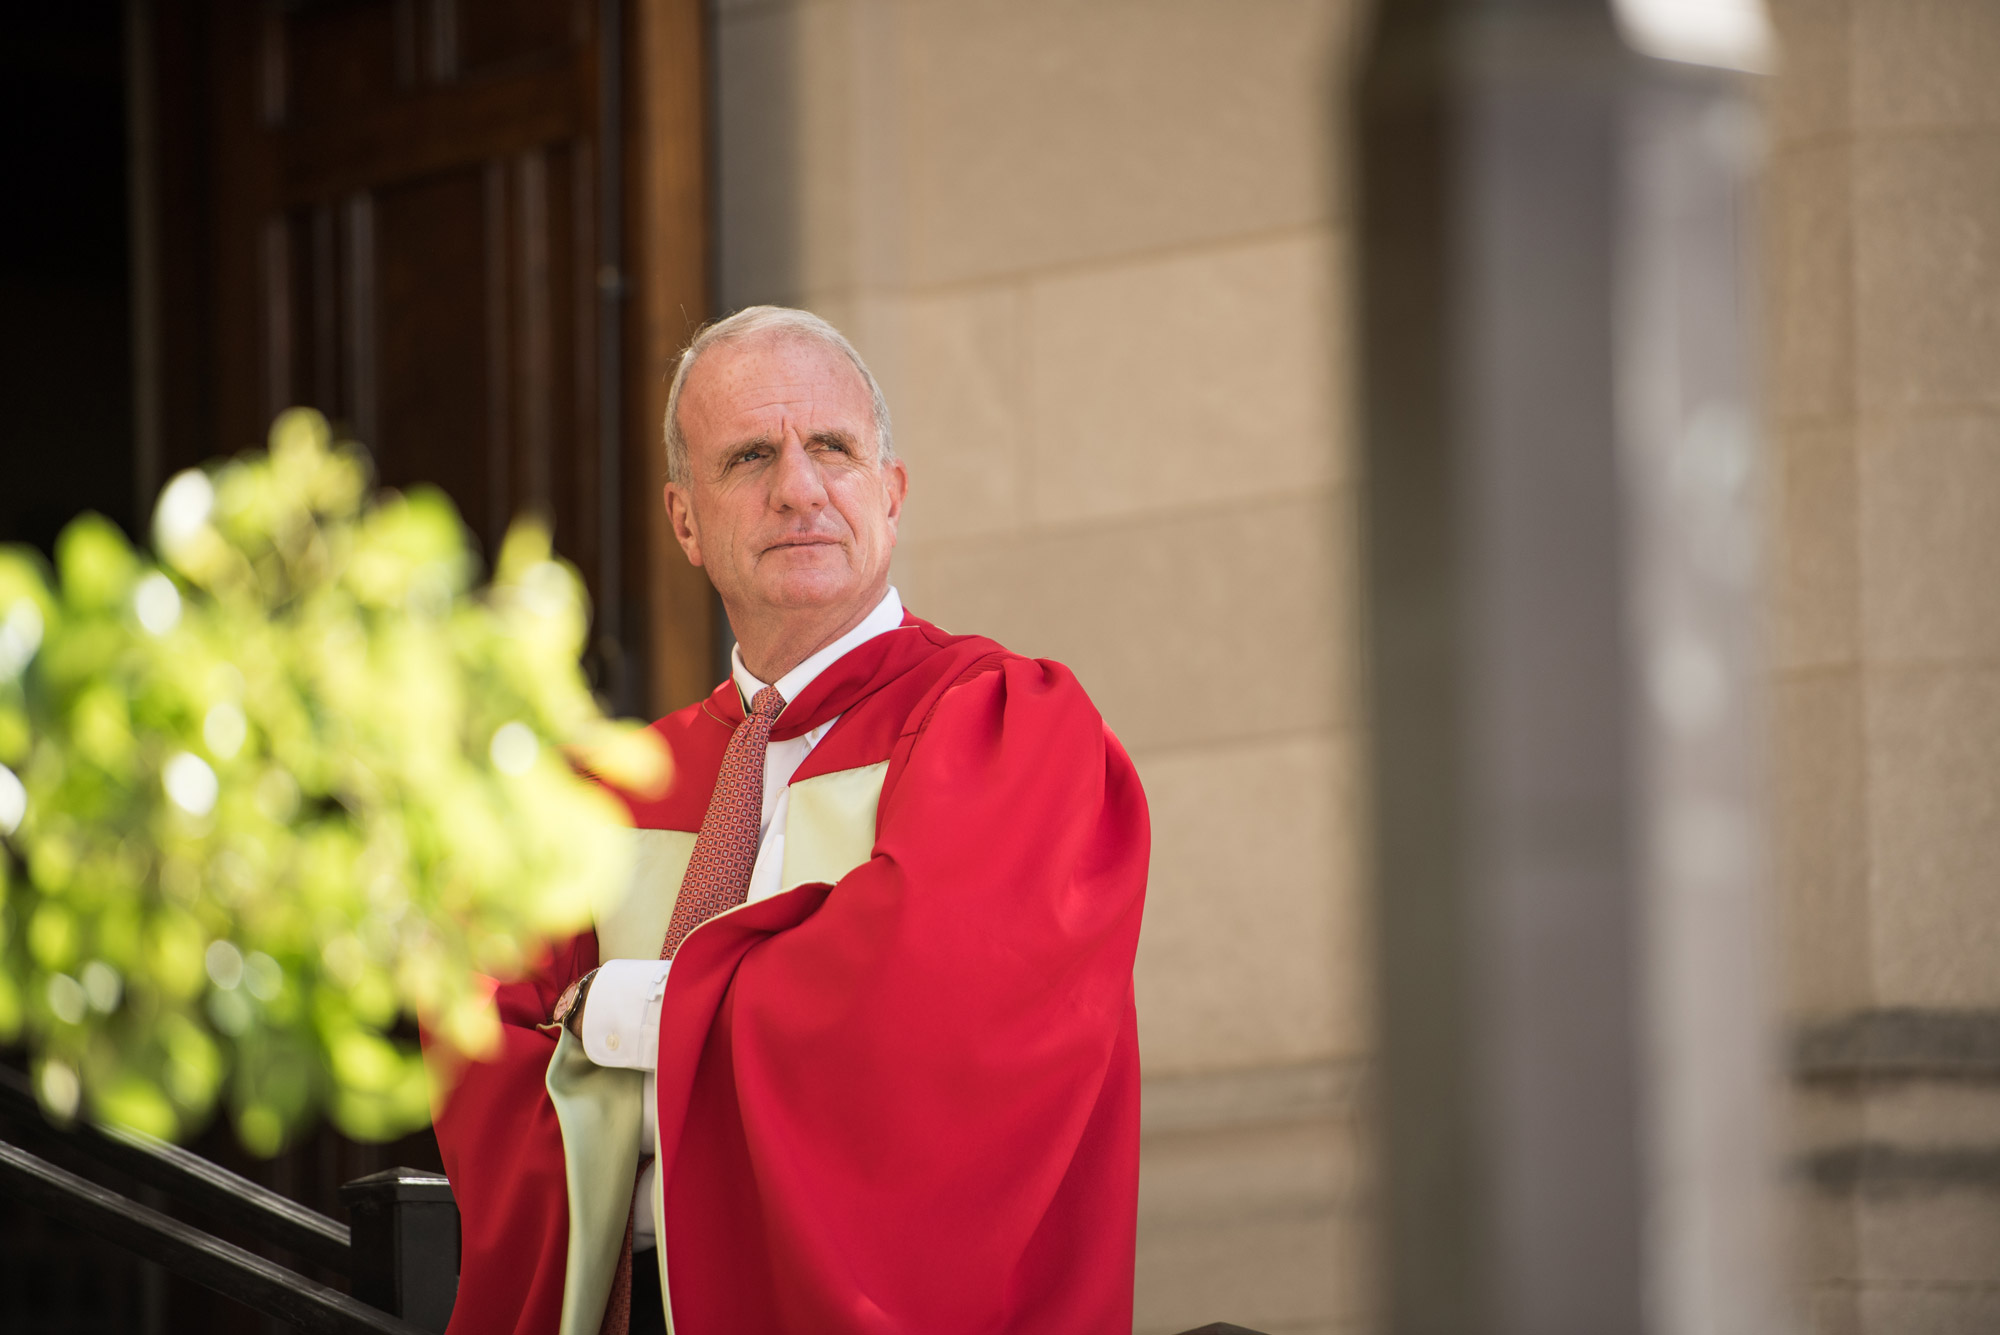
left=0, top=409, right=654, bottom=1152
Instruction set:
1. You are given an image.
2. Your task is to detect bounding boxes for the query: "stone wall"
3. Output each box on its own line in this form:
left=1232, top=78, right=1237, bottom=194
left=710, top=1, right=1371, bottom=1330
left=705, top=1, right=2000, bottom=1331
left=1767, top=1, right=2000, bottom=1330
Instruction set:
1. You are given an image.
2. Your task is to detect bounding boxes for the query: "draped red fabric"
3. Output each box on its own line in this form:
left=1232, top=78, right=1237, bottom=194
left=432, top=931, right=596, bottom=1335
left=431, top=617, right=1149, bottom=1335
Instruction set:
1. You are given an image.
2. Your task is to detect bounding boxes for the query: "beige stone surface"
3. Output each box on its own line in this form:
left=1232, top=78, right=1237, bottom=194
left=1131, top=731, right=1363, bottom=1073
left=1791, top=1180, right=1863, bottom=1287
left=1140, top=1116, right=1363, bottom=1224
left=708, top=4, right=1373, bottom=1327
left=893, top=489, right=1352, bottom=756
left=1803, top=1286, right=1863, bottom=1335
left=1863, top=666, right=2000, bottom=1006
left=1857, top=1080, right=2000, bottom=1147
left=1851, top=1188, right=2000, bottom=1284
left=1767, top=0, right=1851, bottom=149
left=1851, top=0, right=2000, bottom=130
left=1790, top=1082, right=2000, bottom=1335
left=1027, top=231, right=1347, bottom=526
left=1772, top=424, right=1860, bottom=672
left=868, top=284, right=1029, bottom=544
left=1764, top=11, right=2000, bottom=1332
left=1766, top=142, right=1854, bottom=425
left=1771, top=669, right=1872, bottom=1016
left=1852, top=1287, right=2000, bottom=1335
left=1136, top=1205, right=1363, bottom=1335
left=1790, top=1082, right=1869, bottom=1160
left=1796, top=1178, right=2000, bottom=1332
left=1136, top=1162, right=1367, bottom=1335
left=1135, top=1063, right=1371, bottom=1335
left=902, top=0, right=1354, bottom=285
left=1858, top=411, right=2000, bottom=662
left=1853, top=130, right=2000, bottom=412
left=1143, top=1059, right=1360, bottom=1135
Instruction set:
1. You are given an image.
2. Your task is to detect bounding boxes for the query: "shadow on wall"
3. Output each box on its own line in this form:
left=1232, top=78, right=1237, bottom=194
left=713, top=2, right=801, bottom=310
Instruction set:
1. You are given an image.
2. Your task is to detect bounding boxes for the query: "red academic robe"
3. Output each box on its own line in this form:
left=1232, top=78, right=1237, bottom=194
left=432, top=614, right=1150, bottom=1334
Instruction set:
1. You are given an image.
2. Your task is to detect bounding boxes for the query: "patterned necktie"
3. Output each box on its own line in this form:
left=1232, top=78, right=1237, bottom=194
left=602, top=686, right=783, bottom=1335
left=598, top=1214, right=634, bottom=1335
left=659, top=684, right=787, bottom=960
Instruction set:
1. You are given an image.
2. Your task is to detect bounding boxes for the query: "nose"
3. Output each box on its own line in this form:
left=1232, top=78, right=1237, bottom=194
left=768, top=436, right=829, bottom=513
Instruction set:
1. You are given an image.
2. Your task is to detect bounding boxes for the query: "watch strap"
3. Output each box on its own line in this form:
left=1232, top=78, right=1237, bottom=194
left=553, top=966, right=600, bottom=1035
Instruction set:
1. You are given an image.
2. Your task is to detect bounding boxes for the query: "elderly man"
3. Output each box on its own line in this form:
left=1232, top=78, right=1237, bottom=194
left=433, top=307, right=1149, bottom=1335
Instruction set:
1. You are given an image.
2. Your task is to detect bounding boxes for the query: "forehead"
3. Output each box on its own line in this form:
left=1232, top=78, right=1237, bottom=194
left=681, top=332, right=874, bottom=446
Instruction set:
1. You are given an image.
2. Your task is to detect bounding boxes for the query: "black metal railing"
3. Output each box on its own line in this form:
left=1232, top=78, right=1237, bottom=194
left=0, top=1066, right=1267, bottom=1335
left=0, top=1066, right=453, bottom=1332
left=0, top=1065, right=351, bottom=1269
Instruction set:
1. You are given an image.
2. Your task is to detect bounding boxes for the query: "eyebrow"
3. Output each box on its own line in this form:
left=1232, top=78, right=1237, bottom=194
left=719, top=429, right=863, bottom=470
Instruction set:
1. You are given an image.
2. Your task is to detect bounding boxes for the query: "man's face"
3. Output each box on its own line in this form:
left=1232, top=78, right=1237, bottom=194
left=665, top=332, right=907, bottom=628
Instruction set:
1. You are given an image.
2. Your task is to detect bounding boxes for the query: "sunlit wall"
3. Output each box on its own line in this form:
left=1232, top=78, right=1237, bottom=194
left=711, top=1, right=1372, bottom=1331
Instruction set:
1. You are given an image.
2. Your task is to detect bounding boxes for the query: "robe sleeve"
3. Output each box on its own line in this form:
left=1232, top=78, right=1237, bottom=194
left=432, top=930, right=599, bottom=1335
left=656, top=654, right=1150, bottom=1334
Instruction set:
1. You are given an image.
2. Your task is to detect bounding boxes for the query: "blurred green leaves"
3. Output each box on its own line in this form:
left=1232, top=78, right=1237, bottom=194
left=0, top=409, right=657, bottom=1153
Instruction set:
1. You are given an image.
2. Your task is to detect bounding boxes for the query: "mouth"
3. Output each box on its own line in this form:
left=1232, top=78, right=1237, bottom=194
left=761, top=535, right=843, bottom=557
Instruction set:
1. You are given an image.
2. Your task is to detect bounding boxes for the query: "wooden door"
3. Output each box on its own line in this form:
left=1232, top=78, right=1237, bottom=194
left=121, top=5, right=713, bottom=1323
left=150, top=0, right=714, bottom=716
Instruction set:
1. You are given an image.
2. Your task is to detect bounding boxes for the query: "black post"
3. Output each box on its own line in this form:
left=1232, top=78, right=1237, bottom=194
left=340, top=1168, right=459, bottom=1333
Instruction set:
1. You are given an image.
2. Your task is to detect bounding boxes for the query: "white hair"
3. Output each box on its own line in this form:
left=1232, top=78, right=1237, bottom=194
left=661, top=306, right=896, bottom=486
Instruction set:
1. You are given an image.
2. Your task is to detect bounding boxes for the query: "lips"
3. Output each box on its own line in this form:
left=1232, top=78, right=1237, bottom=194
left=764, top=534, right=841, bottom=553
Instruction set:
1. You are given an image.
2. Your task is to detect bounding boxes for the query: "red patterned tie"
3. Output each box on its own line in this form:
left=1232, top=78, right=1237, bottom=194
left=598, top=1214, right=634, bottom=1335
left=659, top=684, right=786, bottom=960
left=602, top=686, right=783, bottom=1335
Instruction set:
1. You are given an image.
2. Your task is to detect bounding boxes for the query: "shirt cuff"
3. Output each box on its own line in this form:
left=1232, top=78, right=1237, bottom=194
left=578, top=958, right=671, bottom=1071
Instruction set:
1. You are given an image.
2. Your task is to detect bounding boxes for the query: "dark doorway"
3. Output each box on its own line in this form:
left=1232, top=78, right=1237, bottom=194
left=0, top=1, right=714, bottom=1329
left=0, top=7, right=138, bottom=554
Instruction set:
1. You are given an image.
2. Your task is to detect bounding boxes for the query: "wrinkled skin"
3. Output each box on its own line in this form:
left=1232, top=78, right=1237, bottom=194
left=664, top=332, right=908, bottom=683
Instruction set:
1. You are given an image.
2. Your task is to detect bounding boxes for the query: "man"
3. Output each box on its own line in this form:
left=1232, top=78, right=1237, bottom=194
left=432, top=307, right=1149, bottom=1335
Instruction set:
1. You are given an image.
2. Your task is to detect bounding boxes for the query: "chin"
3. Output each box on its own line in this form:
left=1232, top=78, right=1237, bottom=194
left=758, top=568, right=861, bottom=609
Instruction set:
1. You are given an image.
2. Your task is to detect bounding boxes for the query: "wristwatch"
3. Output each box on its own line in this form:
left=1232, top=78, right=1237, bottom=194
left=552, top=967, right=600, bottom=1037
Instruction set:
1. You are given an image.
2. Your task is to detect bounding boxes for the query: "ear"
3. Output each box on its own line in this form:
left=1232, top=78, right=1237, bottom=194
left=882, top=458, right=909, bottom=546
left=664, top=481, right=704, bottom=567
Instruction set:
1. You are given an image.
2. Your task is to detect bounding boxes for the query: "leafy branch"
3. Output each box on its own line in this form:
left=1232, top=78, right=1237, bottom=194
left=0, top=410, right=657, bottom=1153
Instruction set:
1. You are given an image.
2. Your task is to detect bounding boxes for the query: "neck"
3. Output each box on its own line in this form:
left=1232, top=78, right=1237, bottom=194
left=730, top=586, right=885, bottom=685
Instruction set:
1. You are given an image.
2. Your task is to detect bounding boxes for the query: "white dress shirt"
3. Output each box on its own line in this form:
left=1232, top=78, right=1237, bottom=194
left=579, top=586, right=905, bottom=1247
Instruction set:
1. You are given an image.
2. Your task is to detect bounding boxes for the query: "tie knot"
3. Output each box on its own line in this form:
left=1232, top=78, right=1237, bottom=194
left=749, top=685, right=786, bottom=721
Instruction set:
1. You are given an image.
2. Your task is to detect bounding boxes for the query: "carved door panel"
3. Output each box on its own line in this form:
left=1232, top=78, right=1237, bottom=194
left=113, top=5, right=711, bottom=1326
left=173, top=0, right=711, bottom=713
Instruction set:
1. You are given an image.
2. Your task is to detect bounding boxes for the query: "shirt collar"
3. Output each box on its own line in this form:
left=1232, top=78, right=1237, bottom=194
left=731, top=586, right=906, bottom=714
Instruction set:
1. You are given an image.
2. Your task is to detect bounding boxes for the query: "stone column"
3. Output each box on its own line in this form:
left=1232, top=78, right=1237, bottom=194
left=1356, top=2, right=1785, bottom=1332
